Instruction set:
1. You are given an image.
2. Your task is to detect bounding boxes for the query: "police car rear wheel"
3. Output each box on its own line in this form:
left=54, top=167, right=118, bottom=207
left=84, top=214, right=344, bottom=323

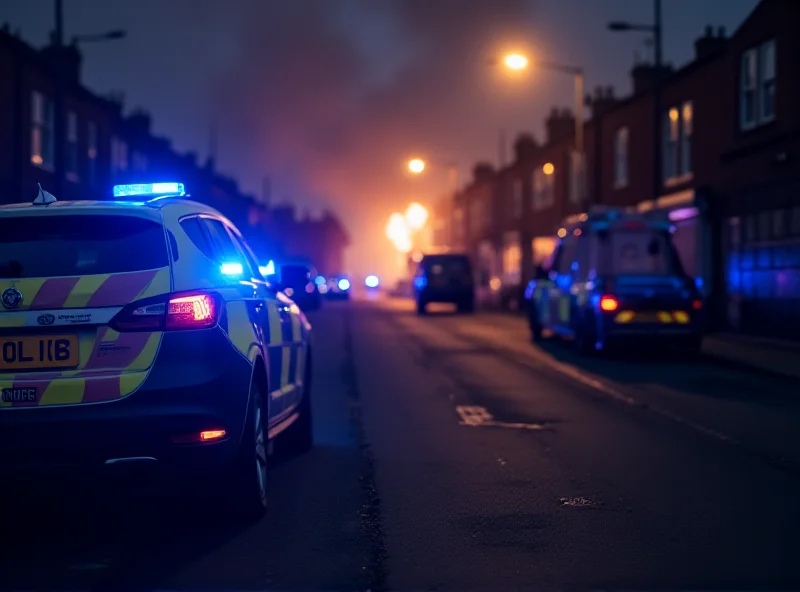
left=230, top=380, right=268, bottom=521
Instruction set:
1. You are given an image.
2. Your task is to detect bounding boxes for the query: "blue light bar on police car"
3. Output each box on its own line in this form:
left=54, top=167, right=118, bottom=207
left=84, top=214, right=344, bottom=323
left=113, top=182, right=186, bottom=198
left=221, top=262, right=244, bottom=276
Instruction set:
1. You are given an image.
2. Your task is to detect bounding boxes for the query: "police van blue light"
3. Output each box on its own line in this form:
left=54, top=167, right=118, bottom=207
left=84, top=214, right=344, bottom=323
left=338, top=278, right=351, bottom=291
left=258, top=260, right=276, bottom=277
left=113, top=182, right=186, bottom=198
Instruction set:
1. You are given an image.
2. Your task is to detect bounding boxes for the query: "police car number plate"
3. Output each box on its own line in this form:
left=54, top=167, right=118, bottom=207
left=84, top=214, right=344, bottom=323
left=0, top=335, right=79, bottom=371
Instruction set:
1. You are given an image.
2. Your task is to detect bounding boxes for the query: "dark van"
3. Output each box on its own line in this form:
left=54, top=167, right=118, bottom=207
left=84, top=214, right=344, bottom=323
left=413, top=253, right=475, bottom=315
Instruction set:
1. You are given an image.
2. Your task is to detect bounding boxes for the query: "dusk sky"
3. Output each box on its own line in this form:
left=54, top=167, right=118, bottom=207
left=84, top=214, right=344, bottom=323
left=1, top=0, right=758, bottom=281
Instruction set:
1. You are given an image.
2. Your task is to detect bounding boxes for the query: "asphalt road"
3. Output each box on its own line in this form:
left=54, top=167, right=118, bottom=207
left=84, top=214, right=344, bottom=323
left=3, top=296, right=800, bottom=591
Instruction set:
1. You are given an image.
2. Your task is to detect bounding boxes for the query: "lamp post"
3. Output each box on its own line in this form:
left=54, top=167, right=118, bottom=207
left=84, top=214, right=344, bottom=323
left=52, top=0, right=126, bottom=198
left=608, top=0, right=663, bottom=207
left=501, top=54, right=586, bottom=207
left=407, top=157, right=459, bottom=197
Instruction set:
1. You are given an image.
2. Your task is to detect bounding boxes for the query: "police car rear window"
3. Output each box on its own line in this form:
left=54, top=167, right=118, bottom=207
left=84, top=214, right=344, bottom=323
left=0, top=215, right=169, bottom=278
left=598, top=229, right=678, bottom=275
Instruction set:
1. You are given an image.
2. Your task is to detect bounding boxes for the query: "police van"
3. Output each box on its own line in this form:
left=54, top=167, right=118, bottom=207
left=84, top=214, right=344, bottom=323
left=524, top=206, right=705, bottom=355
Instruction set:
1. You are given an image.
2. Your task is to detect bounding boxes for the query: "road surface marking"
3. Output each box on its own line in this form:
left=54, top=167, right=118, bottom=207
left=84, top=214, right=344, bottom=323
left=455, top=405, right=547, bottom=431
left=559, top=496, right=595, bottom=508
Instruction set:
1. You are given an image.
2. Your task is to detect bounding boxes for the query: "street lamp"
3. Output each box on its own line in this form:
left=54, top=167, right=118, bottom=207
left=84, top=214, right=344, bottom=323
left=404, top=202, right=429, bottom=232
left=503, top=53, right=528, bottom=71
left=607, top=0, right=663, bottom=206
left=72, top=30, right=126, bottom=44
left=500, top=53, right=586, bottom=204
left=408, top=158, right=426, bottom=174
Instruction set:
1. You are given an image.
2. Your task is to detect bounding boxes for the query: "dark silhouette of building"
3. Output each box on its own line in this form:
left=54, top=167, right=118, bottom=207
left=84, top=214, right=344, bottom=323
left=0, top=24, right=348, bottom=276
left=436, top=0, right=800, bottom=339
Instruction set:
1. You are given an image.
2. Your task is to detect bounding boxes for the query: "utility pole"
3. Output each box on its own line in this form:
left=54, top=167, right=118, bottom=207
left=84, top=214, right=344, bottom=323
left=608, top=0, right=664, bottom=207
left=651, top=0, right=663, bottom=207
left=53, top=0, right=65, bottom=198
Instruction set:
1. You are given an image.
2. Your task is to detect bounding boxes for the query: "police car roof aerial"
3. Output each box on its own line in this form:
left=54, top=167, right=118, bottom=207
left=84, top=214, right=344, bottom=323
left=33, top=183, right=57, bottom=205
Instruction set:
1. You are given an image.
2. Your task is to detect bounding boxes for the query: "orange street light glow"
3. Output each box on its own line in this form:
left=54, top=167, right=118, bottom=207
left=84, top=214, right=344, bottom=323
left=503, top=53, right=528, bottom=70
left=408, top=158, right=426, bottom=174
left=543, top=162, right=555, bottom=175
left=404, top=202, right=429, bottom=231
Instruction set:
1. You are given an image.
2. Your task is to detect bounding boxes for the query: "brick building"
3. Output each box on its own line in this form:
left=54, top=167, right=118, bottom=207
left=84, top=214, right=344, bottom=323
left=433, top=0, right=799, bottom=338
left=0, top=25, right=348, bottom=274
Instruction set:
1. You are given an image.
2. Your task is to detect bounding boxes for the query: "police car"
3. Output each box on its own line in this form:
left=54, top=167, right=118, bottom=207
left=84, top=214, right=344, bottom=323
left=524, top=207, right=705, bottom=356
left=0, top=183, right=313, bottom=519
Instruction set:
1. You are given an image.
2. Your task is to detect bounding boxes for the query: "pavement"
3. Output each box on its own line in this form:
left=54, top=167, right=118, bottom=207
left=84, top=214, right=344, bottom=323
left=3, top=296, right=800, bottom=591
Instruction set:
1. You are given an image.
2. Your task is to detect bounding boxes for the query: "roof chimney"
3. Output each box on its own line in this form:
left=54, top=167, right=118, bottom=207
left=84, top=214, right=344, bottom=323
left=513, top=133, right=538, bottom=163
left=694, top=24, right=727, bottom=60
left=631, top=63, right=674, bottom=94
left=587, top=85, right=618, bottom=118
left=545, top=107, right=575, bottom=144
left=41, top=35, right=83, bottom=84
left=472, top=162, right=495, bottom=183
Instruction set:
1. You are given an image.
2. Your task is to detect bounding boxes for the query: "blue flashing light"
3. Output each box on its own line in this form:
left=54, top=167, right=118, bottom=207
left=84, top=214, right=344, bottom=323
left=365, top=274, right=379, bottom=288
left=259, top=260, right=276, bottom=276
left=221, top=262, right=244, bottom=276
left=113, top=182, right=185, bottom=198
left=314, top=275, right=326, bottom=286
left=338, top=278, right=351, bottom=291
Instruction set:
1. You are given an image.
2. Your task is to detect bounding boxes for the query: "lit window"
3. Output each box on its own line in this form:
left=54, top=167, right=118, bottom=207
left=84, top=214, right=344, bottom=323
left=680, top=101, right=693, bottom=176
left=663, top=102, right=693, bottom=182
left=30, top=91, right=54, bottom=168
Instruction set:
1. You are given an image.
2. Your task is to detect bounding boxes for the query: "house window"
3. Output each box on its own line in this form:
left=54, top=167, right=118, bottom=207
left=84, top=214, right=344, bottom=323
left=532, top=166, right=554, bottom=211
left=31, top=91, right=54, bottom=169
left=66, top=111, right=79, bottom=180
left=569, top=151, right=585, bottom=204
left=680, top=101, right=693, bottom=176
left=614, top=127, right=629, bottom=188
left=111, top=136, right=128, bottom=173
left=87, top=122, right=97, bottom=185
left=511, top=179, right=522, bottom=218
left=740, top=39, right=776, bottom=129
left=759, top=40, right=776, bottom=122
left=663, top=101, right=693, bottom=182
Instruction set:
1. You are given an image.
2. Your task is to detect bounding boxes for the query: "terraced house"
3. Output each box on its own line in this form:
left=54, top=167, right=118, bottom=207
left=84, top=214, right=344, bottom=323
left=434, top=0, right=799, bottom=339
left=0, top=25, right=348, bottom=275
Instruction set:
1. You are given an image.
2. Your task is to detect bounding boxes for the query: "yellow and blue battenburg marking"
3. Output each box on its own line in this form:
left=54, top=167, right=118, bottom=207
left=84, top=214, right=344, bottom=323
left=0, top=267, right=171, bottom=408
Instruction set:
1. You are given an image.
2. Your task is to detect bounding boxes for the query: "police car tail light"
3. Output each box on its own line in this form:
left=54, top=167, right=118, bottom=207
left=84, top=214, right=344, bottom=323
left=599, top=295, right=619, bottom=312
left=166, top=293, right=219, bottom=330
left=110, top=291, right=220, bottom=332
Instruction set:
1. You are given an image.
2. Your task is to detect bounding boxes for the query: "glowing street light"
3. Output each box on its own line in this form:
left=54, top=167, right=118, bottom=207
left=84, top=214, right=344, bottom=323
left=543, top=162, right=555, bottom=175
left=503, top=53, right=528, bottom=71
left=386, top=213, right=408, bottom=242
left=408, top=158, right=426, bottom=174
left=404, top=202, right=429, bottom=232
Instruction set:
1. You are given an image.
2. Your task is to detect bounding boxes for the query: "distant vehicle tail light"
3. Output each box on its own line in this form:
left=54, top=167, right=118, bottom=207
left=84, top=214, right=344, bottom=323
left=692, top=299, right=703, bottom=310
left=110, top=291, right=220, bottom=332
left=599, top=295, right=619, bottom=312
